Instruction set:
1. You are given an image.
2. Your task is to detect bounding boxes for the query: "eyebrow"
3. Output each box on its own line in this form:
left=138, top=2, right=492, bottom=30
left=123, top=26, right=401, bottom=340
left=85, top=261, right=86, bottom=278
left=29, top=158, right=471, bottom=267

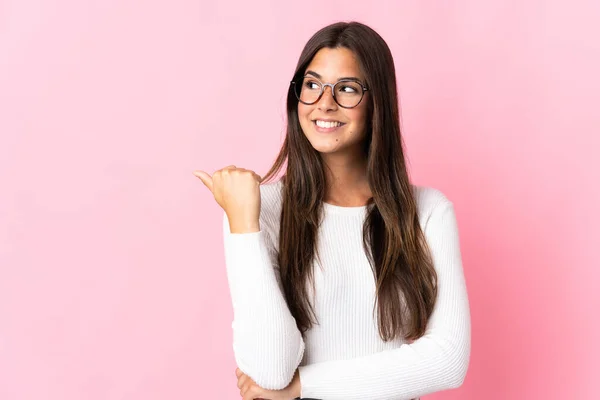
left=305, top=70, right=362, bottom=82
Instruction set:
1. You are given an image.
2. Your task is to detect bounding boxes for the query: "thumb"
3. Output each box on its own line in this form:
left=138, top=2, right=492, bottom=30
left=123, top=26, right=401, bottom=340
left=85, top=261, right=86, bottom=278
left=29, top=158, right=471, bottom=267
left=193, top=170, right=213, bottom=192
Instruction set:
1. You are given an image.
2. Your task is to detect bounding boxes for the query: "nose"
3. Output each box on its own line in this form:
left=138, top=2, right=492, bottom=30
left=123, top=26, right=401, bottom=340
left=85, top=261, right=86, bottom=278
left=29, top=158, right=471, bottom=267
left=317, top=84, right=337, bottom=111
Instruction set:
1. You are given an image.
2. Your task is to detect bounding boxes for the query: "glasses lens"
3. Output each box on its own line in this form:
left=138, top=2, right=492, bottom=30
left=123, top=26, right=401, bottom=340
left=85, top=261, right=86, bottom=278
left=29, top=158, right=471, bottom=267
left=295, top=76, right=322, bottom=104
left=294, top=77, right=365, bottom=108
left=334, top=80, right=364, bottom=108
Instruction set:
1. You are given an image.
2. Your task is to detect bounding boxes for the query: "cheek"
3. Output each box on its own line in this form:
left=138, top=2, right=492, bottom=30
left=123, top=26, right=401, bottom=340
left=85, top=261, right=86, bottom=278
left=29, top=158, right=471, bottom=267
left=348, top=109, right=368, bottom=131
left=297, top=104, right=312, bottom=133
left=297, top=103, right=310, bottom=119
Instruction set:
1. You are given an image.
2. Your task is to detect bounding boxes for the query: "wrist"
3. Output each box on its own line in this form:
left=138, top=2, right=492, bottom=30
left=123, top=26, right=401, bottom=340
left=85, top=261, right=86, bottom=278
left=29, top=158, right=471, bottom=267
left=228, top=218, right=260, bottom=233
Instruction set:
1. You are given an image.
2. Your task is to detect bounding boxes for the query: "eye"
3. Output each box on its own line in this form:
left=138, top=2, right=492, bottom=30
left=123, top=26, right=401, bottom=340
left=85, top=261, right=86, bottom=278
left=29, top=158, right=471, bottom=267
left=338, top=85, right=357, bottom=93
left=304, top=80, right=320, bottom=90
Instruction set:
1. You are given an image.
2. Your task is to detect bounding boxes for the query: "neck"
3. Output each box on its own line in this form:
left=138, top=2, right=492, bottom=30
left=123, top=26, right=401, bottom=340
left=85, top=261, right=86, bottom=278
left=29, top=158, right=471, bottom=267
left=321, top=152, right=372, bottom=206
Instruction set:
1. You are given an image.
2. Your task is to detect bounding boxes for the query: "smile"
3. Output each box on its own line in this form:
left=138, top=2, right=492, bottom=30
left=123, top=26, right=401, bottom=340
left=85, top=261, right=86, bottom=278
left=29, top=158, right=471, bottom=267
left=313, top=120, right=346, bottom=133
left=315, top=120, right=343, bottom=128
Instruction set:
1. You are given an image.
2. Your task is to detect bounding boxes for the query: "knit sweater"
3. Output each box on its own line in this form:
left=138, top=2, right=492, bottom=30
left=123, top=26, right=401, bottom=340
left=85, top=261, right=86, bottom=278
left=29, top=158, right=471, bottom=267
left=222, top=179, right=471, bottom=400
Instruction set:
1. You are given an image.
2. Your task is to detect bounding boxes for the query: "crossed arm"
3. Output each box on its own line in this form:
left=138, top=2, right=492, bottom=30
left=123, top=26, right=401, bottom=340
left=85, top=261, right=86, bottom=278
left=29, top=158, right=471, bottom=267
left=223, top=200, right=471, bottom=400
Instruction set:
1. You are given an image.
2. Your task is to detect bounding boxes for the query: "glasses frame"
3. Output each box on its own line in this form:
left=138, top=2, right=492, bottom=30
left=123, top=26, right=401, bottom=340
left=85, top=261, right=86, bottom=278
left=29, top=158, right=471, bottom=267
left=290, top=75, right=369, bottom=109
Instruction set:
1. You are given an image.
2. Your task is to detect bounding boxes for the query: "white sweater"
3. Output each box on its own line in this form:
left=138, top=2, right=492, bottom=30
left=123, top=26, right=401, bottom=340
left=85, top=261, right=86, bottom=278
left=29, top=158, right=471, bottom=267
left=222, top=179, right=471, bottom=400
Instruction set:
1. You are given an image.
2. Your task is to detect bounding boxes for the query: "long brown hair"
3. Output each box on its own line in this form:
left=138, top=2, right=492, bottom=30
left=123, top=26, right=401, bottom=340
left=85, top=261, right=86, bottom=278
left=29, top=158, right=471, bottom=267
left=261, top=21, right=437, bottom=342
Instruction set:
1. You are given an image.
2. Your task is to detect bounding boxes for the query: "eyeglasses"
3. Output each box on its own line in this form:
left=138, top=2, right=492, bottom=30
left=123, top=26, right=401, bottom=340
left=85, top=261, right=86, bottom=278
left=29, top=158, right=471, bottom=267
left=291, top=75, right=369, bottom=109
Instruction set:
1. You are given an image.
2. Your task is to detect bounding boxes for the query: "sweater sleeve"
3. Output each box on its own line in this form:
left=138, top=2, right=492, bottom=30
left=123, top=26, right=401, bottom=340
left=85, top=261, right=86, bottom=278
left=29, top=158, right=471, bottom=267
left=222, top=211, right=305, bottom=390
left=297, top=200, right=471, bottom=400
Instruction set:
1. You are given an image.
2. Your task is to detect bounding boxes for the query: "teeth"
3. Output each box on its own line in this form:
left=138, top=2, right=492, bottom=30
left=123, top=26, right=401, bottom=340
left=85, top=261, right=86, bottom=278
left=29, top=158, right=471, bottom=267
left=315, top=120, right=342, bottom=128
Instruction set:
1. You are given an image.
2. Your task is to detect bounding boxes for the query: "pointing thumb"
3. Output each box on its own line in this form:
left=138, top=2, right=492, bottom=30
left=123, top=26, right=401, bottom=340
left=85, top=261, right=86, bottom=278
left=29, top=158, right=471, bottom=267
left=193, top=170, right=213, bottom=192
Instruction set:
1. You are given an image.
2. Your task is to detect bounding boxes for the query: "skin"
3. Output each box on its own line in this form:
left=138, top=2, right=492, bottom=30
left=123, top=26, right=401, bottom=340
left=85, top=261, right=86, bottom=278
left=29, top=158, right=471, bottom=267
left=194, top=165, right=261, bottom=233
left=298, top=47, right=372, bottom=207
left=235, top=367, right=301, bottom=400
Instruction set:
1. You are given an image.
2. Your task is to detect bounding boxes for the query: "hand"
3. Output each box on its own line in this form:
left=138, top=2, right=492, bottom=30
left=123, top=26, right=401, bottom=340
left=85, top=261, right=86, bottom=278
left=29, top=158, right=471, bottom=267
left=235, top=367, right=301, bottom=400
left=194, top=165, right=262, bottom=233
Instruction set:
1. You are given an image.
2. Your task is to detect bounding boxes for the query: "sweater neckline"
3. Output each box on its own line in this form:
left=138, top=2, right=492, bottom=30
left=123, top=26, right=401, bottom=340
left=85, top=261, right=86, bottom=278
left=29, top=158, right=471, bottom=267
left=322, top=201, right=368, bottom=215
left=275, top=179, right=369, bottom=215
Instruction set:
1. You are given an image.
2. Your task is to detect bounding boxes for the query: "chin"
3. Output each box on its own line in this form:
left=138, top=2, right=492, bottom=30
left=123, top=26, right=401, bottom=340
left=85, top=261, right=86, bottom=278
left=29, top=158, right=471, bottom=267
left=306, top=138, right=344, bottom=154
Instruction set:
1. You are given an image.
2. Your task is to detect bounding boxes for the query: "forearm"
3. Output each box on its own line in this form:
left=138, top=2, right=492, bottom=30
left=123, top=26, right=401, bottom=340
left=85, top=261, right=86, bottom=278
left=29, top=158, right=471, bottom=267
left=297, top=326, right=470, bottom=400
left=223, top=213, right=305, bottom=389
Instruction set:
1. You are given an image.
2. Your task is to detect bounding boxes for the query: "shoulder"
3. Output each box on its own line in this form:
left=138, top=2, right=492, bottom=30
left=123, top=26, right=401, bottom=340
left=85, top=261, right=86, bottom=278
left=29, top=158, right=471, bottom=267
left=257, top=179, right=284, bottom=236
left=411, top=184, right=455, bottom=230
left=257, top=181, right=455, bottom=231
left=259, top=178, right=284, bottom=214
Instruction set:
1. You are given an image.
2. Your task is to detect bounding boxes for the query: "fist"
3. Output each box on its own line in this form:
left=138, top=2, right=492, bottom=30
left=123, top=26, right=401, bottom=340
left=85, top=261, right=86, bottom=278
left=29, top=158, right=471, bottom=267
left=194, top=165, right=262, bottom=233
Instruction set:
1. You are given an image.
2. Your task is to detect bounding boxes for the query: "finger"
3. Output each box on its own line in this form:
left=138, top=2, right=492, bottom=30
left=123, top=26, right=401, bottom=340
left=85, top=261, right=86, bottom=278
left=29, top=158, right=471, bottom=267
left=241, top=382, right=251, bottom=399
left=192, top=170, right=213, bottom=192
left=235, top=367, right=242, bottom=378
left=222, top=164, right=237, bottom=170
left=253, top=171, right=264, bottom=183
left=237, top=373, right=250, bottom=389
left=240, top=379, right=254, bottom=396
left=248, top=386, right=265, bottom=400
left=242, top=386, right=260, bottom=400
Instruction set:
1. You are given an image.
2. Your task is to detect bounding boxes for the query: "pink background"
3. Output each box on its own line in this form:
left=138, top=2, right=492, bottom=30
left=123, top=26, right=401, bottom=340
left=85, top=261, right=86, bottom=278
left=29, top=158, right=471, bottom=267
left=1, top=1, right=598, bottom=399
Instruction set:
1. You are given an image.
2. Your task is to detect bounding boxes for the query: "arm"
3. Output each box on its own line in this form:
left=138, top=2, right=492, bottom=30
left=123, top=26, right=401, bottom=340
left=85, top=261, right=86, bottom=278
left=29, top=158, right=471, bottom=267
left=222, top=211, right=305, bottom=390
left=297, top=201, right=471, bottom=400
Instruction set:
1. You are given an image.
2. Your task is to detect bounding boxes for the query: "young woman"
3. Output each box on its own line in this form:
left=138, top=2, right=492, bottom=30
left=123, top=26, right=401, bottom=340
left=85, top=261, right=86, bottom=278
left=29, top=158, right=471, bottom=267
left=195, top=21, right=471, bottom=400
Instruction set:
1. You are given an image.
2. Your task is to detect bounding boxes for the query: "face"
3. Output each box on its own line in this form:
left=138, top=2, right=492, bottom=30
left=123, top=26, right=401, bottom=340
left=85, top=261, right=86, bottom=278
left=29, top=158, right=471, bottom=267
left=297, top=47, right=370, bottom=158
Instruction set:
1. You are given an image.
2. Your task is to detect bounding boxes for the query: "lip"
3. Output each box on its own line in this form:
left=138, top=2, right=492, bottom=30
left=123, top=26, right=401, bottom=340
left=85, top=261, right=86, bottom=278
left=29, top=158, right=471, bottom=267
left=312, top=117, right=344, bottom=122
left=313, top=120, right=346, bottom=133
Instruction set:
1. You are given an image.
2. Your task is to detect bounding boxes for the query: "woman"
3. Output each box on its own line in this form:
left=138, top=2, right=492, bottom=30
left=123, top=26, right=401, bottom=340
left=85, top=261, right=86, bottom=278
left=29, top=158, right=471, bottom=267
left=194, top=21, right=471, bottom=400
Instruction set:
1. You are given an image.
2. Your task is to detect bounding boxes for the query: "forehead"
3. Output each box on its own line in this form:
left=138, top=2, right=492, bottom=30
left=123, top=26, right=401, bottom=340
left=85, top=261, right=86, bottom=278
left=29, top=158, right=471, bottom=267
left=305, top=47, right=363, bottom=81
